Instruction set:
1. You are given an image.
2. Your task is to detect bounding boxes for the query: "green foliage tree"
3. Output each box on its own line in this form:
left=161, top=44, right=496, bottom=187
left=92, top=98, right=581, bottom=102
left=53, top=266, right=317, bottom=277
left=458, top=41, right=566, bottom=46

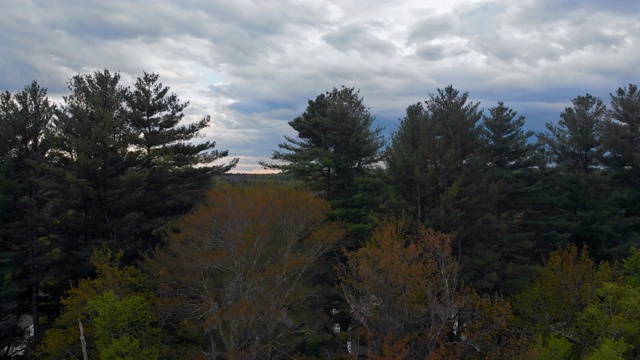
left=602, top=84, right=640, bottom=172
left=50, top=69, right=133, bottom=261
left=263, top=86, right=384, bottom=243
left=516, top=244, right=614, bottom=358
left=43, top=70, right=236, bottom=334
left=148, top=184, right=344, bottom=359
left=539, top=94, right=606, bottom=173
left=90, top=290, right=159, bottom=360
left=481, top=102, right=538, bottom=171
left=38, top=248, right=159, bottom=360
left=385, top=103, right=432, bottom=224
left=600, top=84, right=640, bottom=258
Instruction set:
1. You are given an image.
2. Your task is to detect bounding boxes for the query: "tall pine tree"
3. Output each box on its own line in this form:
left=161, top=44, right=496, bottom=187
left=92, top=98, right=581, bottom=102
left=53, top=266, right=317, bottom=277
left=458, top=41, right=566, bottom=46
left=0, top=81, right=56, bottom=354
left=125, top=72, right=237, bottom=248
left=263, top=86, right=384, bottom=244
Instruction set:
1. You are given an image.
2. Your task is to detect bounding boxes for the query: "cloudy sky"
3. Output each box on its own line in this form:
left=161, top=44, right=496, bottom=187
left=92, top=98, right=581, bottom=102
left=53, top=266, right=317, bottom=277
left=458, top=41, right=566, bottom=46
left=2, top=0, right=638, bottom=173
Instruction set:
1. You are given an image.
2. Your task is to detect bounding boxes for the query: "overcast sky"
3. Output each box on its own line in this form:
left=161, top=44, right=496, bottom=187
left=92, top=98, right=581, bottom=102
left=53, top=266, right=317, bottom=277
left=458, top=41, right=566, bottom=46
left=2, top=0, right=638, bottom=173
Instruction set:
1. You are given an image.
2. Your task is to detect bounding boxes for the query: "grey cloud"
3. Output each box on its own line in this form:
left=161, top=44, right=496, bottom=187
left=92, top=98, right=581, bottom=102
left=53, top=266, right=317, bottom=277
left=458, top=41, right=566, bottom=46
left=0, top=0, right=638, bottom=173
left=407, top=15, right=456, bottom=45
left=415, top=44, right=445, bottom=61
left=323, top=24, right=396, bottom=55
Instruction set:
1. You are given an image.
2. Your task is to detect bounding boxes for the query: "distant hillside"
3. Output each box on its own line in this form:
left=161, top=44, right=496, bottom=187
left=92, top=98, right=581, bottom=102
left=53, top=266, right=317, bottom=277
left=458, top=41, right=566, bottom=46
left=216, top=172, right=302, bottom=187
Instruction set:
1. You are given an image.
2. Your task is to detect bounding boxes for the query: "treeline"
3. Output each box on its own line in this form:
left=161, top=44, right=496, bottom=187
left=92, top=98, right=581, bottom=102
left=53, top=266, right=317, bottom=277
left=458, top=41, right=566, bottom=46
left=0, top=70, right=237, bottom=358
left=1, top=71, right=640, bottom=359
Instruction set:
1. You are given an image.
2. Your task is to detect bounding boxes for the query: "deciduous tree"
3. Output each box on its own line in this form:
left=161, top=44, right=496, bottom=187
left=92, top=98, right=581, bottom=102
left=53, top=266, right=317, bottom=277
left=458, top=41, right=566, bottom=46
left=515, top=244, right=614, bottom=358
left=148, top=184, right=344, bottom=359
left=338, top=221, right=460, bottom=358
left=38, top=248, right=159, bottom=360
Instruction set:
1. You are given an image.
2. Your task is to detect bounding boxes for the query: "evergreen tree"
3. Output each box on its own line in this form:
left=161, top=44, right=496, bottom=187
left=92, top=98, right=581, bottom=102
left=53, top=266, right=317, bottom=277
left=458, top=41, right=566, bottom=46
left=385, top=103, right=432, bottom=224
left=601, top=84, right=640, bottom=258
left=50, top=69, right=134, bottom=271
left=537, top=94, right=626, bottom=259
left=603, top=84, right=640, bottom=172
left=478, top=102, right=539, bottom=293
left=482, top=102, right=537, bottom=171
left=0, top=82, right=56, bottom=355
left=387, top=86, right=495, bottom=289
left=125, top=72, right=237, bottom=248
left=539, top=94, right=606, bottom=174
left=263, top=86, right=384, bottom=243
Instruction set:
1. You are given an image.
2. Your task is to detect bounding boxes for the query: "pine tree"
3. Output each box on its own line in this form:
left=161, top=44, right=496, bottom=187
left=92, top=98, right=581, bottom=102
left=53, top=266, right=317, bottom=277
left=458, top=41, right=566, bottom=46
left=263, top=86, right=384, bottom=243
left=125, top=72, right=237, bottom=248
left=477, top=102, right=539, bottom=293
left=0, top=81, right=56, bottom=354
left=50, top=70, right=133, bottom=265
left=537, top=94, right=626, bottom=260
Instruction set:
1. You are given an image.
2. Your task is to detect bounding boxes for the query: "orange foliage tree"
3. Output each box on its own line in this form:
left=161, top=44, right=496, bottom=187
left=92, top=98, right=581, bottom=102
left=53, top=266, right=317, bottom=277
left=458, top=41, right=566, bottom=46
left=338, top=220, right=523, bottom=359
left=338, top=221, right=461, bottom=358
left=147, top=184, right=344, bottom=359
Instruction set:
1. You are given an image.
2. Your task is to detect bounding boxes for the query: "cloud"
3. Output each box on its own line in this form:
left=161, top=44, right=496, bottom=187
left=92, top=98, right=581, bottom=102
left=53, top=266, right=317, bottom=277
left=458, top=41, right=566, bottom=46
left=1, top=0, right=639, bottom=172
left=324, top=23, right=396, bottom=56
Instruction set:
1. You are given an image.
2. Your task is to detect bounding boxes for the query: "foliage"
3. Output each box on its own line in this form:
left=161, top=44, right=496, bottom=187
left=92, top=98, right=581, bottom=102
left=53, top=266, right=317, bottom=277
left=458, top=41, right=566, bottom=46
left=0, top=81, right=56, bottom=355
left=3, top=74, right=640, bottom=358
left=263, top=86, right=384, bottom=244
left=126, top=72, right=238, bottom=241
left=516, top=244, right=616, bottom=358
left=338, top=221, right=458, bottom=357
left=147, top=184, right=344, bottom=359
left=538, top=94, right=606, bottom=173
left=90, top=290, right=159, bottom=360
left=38, top=247, right=159, bottom=360
left=338, top=220, right=522, bottom=359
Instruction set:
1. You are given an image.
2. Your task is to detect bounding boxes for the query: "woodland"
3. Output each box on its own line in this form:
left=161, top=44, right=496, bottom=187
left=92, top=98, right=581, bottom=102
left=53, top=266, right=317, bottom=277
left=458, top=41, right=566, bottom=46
left=1, top=69, right=640, bottom=359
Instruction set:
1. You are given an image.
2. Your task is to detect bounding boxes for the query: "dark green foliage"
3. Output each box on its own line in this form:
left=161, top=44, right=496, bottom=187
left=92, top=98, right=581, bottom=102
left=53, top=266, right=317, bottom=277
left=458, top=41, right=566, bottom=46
left=387, top=86, right=503, bottom=291
left=600, top=85, right=640, bottom=257
left=386, top=86, right=484, bottom=225
left=48, top=70, right=137, bottom=305
left=539, top=94, right=606, bottom=173
left=0, top=71, right=235, bottom=357
left=0, top=82, right=56, bottom=355
left=50, top=69, right=237, bottom=262
left=474, top=102, right=540, bottom=293
left=482, top=102, right=538, bottom=171
left=385, top=103, right=431, bottom=224
left=6, top=72, right=640, bottom=357
left=603, top=84, right=640, bottom=171
left=263, top=86, right=384, bottom=244
left=536, top=94, right=633, bottom=261
left=125, top=72, right=237, bottom=250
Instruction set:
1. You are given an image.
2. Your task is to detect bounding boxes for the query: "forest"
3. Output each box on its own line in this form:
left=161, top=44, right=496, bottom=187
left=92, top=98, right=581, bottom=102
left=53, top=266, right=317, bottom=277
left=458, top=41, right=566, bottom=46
left=1, top=69, right=640, bottom=359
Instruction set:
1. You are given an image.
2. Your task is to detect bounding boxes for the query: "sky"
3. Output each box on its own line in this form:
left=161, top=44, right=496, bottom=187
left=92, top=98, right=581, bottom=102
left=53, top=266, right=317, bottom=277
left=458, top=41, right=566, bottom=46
left=2, top=0, right=639, bottom=173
